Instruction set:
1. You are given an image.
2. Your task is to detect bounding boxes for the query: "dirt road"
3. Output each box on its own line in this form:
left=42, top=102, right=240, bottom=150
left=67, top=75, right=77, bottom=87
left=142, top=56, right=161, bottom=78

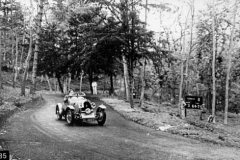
left=0, top=93, right=239, bottom=160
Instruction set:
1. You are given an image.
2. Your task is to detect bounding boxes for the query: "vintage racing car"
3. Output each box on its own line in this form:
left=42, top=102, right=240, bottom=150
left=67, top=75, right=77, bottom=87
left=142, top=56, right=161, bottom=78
left=56, top=92, right=106, bottom=125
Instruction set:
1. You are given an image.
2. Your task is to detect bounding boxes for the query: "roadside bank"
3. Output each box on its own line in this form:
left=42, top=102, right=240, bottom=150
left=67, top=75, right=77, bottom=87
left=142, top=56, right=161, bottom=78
left=100, top=96, right=240, bottom=149
left=0, top=86, right=44, bottom=151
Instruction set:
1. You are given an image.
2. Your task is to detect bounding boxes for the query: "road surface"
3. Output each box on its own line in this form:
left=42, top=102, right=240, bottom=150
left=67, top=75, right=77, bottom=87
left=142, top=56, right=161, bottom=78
left=0, top=93, right=240, bottom=160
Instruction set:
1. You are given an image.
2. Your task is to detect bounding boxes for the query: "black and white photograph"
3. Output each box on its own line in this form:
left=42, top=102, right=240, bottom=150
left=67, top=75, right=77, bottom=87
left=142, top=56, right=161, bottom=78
left=0, top=0, right=240, bottom=159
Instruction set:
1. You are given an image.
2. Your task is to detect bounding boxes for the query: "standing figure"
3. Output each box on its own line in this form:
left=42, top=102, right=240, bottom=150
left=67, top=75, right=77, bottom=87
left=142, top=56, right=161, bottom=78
left=92, top=81, right=97, bottom=94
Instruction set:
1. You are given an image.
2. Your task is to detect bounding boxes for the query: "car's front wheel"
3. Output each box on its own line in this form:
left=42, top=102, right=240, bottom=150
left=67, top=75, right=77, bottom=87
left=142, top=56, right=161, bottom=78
left=66, top=109, right=74, bottom=125
left=97, top=110, right=106, bottom=126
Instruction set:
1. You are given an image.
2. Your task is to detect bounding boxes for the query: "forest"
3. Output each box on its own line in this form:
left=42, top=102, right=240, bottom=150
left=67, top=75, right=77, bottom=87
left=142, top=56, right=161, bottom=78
left=0, top=0, right=239, bottom=124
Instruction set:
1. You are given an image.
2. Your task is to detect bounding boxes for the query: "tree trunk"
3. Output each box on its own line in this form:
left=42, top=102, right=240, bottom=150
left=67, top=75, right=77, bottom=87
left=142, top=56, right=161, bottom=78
left=21, top=0, right=35, bottom=96
left=0, top=31, right=3, bottom=90
left=53, top=73, right=57, bottom=92
left=120, top=0, right=130, bottom=101
left=140, top=0, right=148, bottom=108
left=31, top=0, right=44, bottom=94
left=123, top=55, right=129, bottom=101
left=140, top=60, right=146, bottom=108
left=68, top=73, right=71, bottom=91
left=11, top=33, right=15, bottom=88
left=196, top=83, right=199, bottom=95
left=21, top=29, right=33, bottom=96
left=172, top=87, right=176, bottom=104
left=128, top=71, right=134, bottom=108
left=102, top=76, right=106, bottom=93
left=79, top=71, right=83, bottom=93
left=178, top=9, right=190, bottom=119
left=63, top=76, right=67, bottom=94
left=20, top=24, right=25, bottom=71
left=2, top=3, right=6, bottom=63
left=224, top=0, right=238, bottom=125
left=46, top=74, right=52, bottom=92
left=88, top=69, right=93, bottom=94
left=14, top=35, right=19, bottom=82
left=206, top=89, right=212, bottom=111
left=109, top=74, right=114, bottom=96
left=3, top=37, right=6, bottom=62
left=11, top=0, right=15, bottom=88
left=212, top=0, right=216, bottom=123
left=41, top=75, right=44, bottom=82
left=128, top=0, right=136, bottom=109
left=119, top=76, right=124, bottom=96
left=185, top=0, right=195, bottom=94
left=56, top=74, right=63, bottom=93
left=179, top=60, right=185, bottom=118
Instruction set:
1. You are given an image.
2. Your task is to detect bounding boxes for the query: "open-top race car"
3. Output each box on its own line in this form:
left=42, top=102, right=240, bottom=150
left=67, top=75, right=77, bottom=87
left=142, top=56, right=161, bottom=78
left=55, top=92, right=106, bottom=125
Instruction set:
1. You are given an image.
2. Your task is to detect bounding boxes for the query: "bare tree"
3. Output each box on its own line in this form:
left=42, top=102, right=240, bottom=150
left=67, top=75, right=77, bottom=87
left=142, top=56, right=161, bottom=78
left=211, top=0, right=216, bottom=123
left=224, top=0, right=238, bottom=124
left=178, top=9, right=190, bottom=118
left=21, top=0, right=34, bottom=96
left=139, top=0, right=148, bottom=108
left=31, top=0, right=44, bottom=94
left=11, top=0, right=15, bottom=88
left=185, top=0, right=195, bottom=94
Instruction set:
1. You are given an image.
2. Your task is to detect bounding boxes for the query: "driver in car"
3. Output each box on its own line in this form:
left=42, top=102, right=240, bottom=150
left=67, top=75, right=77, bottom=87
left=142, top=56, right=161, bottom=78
left=64, top=89, right=75, bottom=103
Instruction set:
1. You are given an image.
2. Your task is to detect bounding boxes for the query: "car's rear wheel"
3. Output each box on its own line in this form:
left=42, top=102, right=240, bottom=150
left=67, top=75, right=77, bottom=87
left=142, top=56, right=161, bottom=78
left=66, top=109, right=74, bottom=125
left=97, top=111, right=106, bottom=126
left=56, top=108, right=62, bottom=120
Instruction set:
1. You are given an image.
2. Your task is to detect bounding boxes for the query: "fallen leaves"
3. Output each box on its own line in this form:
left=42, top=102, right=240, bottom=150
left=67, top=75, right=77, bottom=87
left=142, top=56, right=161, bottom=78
left=101, top=97, right=240, bottom=148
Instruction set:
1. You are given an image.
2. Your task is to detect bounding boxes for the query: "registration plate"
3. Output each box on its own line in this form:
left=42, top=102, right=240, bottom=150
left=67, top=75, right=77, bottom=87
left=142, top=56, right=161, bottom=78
left=81, top=113, right=95, bottom=119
